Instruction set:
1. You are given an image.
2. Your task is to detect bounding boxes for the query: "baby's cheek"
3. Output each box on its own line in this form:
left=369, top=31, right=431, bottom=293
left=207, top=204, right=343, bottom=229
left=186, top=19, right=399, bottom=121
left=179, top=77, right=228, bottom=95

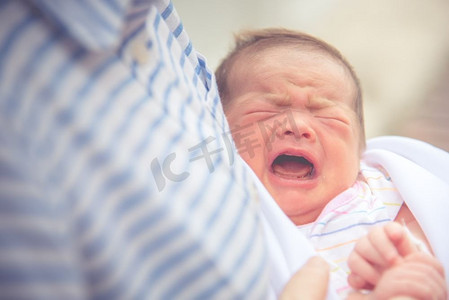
left=238, top=145, right=264, bottom=169
left=231, top=127, right=265, bottom=156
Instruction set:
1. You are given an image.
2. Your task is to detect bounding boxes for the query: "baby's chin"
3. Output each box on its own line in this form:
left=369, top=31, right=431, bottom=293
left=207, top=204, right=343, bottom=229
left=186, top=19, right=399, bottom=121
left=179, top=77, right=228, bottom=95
left=286, top=207, right=324, bottom=226
left=269, top=190, right=328, bottom=225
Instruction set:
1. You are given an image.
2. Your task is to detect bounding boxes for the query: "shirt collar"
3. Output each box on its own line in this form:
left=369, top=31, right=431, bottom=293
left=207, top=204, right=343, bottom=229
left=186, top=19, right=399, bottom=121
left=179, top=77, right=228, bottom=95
left=31, top=0, right=137, bottom=51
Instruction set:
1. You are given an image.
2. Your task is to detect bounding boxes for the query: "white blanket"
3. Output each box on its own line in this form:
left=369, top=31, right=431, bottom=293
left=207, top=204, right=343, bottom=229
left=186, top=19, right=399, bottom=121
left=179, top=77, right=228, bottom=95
left=259, top=136, right=449, bottom=299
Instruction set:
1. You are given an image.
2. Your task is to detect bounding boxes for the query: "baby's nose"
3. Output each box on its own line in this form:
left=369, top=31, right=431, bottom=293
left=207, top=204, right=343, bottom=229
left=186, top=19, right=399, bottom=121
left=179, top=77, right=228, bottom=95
left=275, top=110, right=316, bottom=142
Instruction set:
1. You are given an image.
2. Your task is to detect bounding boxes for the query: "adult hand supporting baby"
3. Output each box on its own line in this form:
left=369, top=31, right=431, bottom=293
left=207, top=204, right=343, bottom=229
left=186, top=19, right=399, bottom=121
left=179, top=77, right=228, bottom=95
left=280, top=256, right=330, bottom=300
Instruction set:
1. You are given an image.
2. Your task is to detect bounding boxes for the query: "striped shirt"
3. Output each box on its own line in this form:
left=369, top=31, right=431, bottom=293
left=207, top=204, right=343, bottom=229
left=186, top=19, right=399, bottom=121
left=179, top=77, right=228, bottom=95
left=0, top=0, right=268, bottom=299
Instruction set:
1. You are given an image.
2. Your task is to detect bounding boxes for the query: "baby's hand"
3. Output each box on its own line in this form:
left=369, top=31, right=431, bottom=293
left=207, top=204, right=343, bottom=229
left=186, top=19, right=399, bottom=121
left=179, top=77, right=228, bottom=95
left=347, top=222, right=419, bottom=290
left=348, top=252, right=447, bottom=300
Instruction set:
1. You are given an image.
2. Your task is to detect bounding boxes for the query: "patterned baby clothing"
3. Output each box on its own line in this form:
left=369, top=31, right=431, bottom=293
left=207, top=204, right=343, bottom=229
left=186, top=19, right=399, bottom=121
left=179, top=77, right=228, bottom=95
left=298, top=161, right=404, bottom=297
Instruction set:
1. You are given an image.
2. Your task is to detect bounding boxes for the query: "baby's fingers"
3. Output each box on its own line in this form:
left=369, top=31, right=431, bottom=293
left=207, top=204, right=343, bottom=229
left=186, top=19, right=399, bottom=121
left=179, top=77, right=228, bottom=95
left=347, top=250, right=379, bottom=289
left=369, top=223, right=405, bottom=265
left=384, top=222, right=420, bottom=257
left=351, top=226, right=398, bottom=269
left=404, top=252, right=446, bottom=281
left=376, top=258, right=447, bottom=300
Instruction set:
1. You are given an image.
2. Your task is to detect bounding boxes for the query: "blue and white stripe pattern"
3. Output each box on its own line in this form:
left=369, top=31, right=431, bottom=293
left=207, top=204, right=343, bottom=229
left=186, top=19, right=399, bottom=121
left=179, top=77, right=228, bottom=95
left=0, top=0, right=268, bottom=299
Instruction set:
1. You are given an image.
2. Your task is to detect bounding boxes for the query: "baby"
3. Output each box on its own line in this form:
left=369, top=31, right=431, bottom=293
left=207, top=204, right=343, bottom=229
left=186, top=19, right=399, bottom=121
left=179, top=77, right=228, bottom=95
left=215, top=28, right=446, bottom=298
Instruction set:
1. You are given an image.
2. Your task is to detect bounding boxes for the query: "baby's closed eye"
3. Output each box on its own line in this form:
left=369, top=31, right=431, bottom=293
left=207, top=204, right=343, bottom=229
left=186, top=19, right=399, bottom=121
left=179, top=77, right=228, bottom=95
left=243, top=109, right=281, bottom=123
left=314, top=110, right=351, bottom=126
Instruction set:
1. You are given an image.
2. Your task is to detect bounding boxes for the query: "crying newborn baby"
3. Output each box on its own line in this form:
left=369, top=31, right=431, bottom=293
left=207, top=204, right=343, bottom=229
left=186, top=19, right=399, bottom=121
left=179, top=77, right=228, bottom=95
left=217, top=29, right=363, bottom=225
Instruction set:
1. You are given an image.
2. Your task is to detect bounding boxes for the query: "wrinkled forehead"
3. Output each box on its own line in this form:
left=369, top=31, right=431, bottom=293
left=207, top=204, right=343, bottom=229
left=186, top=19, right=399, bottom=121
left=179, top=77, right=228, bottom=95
left=229, top=45, right=358, bottom=104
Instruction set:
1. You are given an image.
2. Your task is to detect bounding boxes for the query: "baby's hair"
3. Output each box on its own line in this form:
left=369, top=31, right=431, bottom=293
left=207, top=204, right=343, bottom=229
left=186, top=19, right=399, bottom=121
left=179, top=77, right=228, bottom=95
left=215, top=28, right=365, bottom=147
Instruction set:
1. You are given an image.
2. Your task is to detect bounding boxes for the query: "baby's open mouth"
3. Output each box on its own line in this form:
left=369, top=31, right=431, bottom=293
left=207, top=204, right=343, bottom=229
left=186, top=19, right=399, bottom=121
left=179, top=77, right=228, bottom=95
left=271, top=154, right=314, bottom=179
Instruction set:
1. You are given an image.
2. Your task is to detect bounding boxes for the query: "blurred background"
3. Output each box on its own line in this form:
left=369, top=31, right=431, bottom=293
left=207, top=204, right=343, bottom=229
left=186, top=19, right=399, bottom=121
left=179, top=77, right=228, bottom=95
left=173, top=0, right=449, bottom=151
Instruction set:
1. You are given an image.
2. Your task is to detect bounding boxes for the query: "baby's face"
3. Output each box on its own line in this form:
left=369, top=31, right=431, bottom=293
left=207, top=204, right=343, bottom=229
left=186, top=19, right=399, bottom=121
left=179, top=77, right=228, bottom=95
left=224, top=47, right=361, bottom=225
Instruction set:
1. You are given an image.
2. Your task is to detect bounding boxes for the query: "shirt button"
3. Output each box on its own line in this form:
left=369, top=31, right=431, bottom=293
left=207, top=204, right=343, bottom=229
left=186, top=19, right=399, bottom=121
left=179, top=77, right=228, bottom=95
left=131, top=40, right=149, bottom=65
